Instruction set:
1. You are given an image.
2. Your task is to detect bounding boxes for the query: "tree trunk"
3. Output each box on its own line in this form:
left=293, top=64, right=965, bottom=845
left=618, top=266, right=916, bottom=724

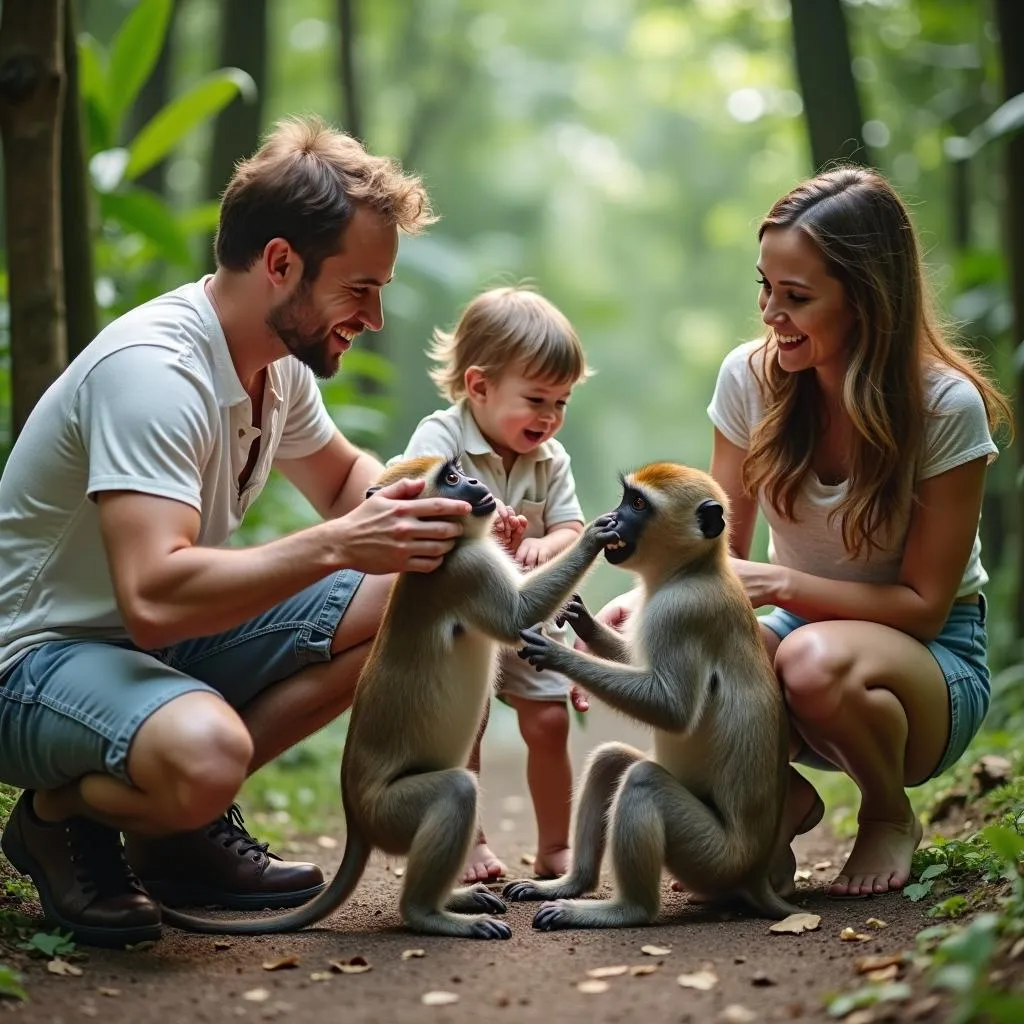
left=204, top=0, right=267, bottom=269
left=994, top=0, right=1024, bottom=637
left=788, top=0, right=873, bottom=170
left=337, top=0, right=362, bottom=141
left=0, top=0, right=67, bottom=437
left=61, top=0, right=97, bottom=362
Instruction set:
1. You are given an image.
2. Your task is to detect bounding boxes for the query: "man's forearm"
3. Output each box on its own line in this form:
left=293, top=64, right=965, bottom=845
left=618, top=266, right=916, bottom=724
left=127, top=520, right=349, bottom=649
left=326, top=450, right=384, bottom=519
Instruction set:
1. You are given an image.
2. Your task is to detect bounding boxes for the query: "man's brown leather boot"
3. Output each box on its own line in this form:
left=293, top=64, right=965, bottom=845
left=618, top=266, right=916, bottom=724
left=125, top=804, right=324, bottom=910
left=1, top=791, right=162, bottom=948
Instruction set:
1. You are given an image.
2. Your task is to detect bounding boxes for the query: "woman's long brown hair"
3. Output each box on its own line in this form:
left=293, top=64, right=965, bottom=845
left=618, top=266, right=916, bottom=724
left=742, top=167, right=1013, bottom=559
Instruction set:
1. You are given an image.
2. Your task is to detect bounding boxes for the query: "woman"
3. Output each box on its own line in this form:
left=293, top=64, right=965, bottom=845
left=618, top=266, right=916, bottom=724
left=595, top=166, right=1013, bottom=899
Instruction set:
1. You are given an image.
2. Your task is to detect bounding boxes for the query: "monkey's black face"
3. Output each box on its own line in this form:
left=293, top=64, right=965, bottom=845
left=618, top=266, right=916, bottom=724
left=602, top=485, right=652, bottom=564
left=438, top=460, right=496, bottom=517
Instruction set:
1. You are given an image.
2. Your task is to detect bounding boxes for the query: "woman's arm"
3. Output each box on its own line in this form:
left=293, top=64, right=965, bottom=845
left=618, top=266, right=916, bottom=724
left=732, top=457, right=988, bottom=642
left=709, top=429, right=759, bottom=558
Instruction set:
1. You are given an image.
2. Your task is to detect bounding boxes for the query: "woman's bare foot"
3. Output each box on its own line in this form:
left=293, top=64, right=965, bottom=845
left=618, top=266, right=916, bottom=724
left=460, top=841, right=507, bottom=884
left=533, top=846, right=570, bottom=879
left=828, top=811, right=923, bottom=897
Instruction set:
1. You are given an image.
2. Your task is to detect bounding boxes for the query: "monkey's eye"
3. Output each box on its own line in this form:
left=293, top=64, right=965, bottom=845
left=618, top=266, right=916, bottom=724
left=445, top=471, right=460, bottom=485
left=631, top=496, right=647, bottom=511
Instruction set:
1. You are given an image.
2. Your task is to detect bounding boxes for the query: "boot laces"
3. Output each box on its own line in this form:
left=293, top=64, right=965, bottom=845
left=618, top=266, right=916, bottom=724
left=207, top=804, right=271, bottom=860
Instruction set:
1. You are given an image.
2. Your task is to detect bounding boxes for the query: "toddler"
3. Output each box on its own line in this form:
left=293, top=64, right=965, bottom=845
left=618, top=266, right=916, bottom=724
left=398, top=285, right=590, bottom=882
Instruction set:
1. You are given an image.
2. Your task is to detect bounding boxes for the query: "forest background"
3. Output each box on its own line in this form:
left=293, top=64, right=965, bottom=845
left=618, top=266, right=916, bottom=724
left=0, top=0, right=1023, bottom=1015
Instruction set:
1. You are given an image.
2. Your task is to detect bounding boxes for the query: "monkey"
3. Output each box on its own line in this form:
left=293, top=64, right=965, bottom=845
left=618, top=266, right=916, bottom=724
left=501, top=461, right=806, bottom=931
left=160, top=455, right=616, bottom=940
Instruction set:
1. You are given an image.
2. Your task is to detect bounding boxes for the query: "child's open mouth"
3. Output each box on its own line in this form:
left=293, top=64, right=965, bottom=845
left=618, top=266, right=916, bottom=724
left=523, top=429, right=544, bottom=444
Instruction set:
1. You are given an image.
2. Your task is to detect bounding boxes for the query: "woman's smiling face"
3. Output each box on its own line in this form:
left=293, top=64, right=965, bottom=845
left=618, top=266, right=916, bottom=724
left=757, top=225, right=857, bottom=385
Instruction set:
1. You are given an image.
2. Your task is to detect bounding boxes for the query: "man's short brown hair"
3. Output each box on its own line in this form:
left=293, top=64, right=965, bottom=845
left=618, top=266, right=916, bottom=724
left=215, top=115, right=436, bottom=279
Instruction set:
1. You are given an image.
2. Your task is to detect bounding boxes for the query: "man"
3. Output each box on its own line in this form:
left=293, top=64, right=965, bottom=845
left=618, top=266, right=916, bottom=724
left=0, top=116, right=471, bottom=948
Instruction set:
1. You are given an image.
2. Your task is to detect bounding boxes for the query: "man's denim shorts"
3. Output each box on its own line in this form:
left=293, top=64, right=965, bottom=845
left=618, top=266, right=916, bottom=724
left=759, top=594, right=990, bottom=782
left=0, top=570, right=364, bottom=792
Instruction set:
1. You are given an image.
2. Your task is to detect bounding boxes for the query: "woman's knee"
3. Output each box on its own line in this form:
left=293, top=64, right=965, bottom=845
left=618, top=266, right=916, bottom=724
left=775, top=628, right=859, bottom=718
left=128, top=692, right=253, bottom=829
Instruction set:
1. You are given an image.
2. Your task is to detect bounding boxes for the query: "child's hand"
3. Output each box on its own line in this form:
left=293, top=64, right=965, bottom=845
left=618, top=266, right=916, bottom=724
left=514, top=537, right=548, bottom=569
left=492, top=502, right=528, bottom=554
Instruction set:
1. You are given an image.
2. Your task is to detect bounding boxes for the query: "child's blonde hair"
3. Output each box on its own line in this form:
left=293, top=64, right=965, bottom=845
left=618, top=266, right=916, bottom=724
left=427, top=285, right=590, bottom=402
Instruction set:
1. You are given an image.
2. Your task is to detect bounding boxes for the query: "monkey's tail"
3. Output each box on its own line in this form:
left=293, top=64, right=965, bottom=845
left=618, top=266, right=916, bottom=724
left=739, top=874, right=802, bottom=921
left=160, top=827, right=372, bottom=935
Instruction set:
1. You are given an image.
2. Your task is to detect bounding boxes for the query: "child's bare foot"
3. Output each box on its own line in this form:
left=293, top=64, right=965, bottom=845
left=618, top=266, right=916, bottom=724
left=533, top=846, right=570, bottom=879
left=461, top=842, right=507, bottom=884
left=828, top=811, right=923, bottom=897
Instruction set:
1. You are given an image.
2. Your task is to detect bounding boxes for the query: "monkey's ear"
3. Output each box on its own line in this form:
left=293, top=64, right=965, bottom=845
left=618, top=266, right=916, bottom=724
left=365, top=484, right=382, bottom=499
left=696, top=499, right=725, bottom=539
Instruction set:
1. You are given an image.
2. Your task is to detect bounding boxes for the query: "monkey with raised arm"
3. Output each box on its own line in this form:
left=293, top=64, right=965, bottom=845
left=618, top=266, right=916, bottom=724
left=160, top=456, right=615, bottom=940
left=503, top=462, right=801, bottom=930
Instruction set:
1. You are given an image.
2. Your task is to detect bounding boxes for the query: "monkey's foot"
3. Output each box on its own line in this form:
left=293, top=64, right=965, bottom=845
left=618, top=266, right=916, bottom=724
left=460, top=842, right=507, bottom=884
left=829, top=813, right=923, bottom=897
left=404, top=907, right=512, bottom=940
left=446, top=883, right=507, bottom=915
left=502, top=876, right=586, bottom=902
left=532, top=898, right=652, bottom=932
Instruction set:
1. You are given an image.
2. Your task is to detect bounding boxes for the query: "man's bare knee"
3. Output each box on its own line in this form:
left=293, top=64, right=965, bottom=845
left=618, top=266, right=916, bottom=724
left=128, top=692, right=254, bottom=830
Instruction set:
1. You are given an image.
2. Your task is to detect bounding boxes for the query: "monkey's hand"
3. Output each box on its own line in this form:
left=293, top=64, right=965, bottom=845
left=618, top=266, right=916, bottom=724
left=556, top=593, right=596, bottom=641
left=560, top=594, right=632, bottom=664
left=517, top=627, right=568, bottom=674
left=582, top=514, right=621, bottom=556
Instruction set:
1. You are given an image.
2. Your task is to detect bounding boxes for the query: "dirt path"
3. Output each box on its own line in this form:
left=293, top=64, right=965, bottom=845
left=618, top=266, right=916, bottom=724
left=1, top=709, right=946, bottom=1023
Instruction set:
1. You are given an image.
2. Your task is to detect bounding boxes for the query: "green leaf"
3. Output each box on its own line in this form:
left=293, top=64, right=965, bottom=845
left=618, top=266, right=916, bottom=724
left=0, top=964, right=26, bottom=1001
left=337, top=348, right=396, bottom=385
left=124, top=68, right=257, bottom=182
left=903, top=880, right=933, bottom=901
left=919, top=863, right=949, bottom=881
left=107, top=0, right=174, bottom=135
left=77, top=33, right=110, bottom=151
left=982, top=825, right=1024, bottom=866
left=99, top=189, right=194, bottom=268
left=178, top=202, right=222, bottom=237
left=16, top=930, right=75, bottom=958
left=946, top=93, right=1024, bottom=162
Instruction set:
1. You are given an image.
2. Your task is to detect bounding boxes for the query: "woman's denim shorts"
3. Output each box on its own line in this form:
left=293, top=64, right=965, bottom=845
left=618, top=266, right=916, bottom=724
left=759, top=595, right=990, bottom=782
left=0, top=570, right=364, bottom=791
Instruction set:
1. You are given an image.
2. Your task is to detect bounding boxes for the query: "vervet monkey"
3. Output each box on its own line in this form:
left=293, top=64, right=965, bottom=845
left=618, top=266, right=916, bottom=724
left=161, top=456, right=615, bottom=940
left=503, top=462, right=799, bottom=930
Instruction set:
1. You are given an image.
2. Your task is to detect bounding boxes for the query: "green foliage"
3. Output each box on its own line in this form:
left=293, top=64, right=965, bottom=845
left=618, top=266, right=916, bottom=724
left=827, top=982, right=912, bottom=1018
left=0, top=964, right=26, bottom=1001
left=16, top=930, right=76, bottom=959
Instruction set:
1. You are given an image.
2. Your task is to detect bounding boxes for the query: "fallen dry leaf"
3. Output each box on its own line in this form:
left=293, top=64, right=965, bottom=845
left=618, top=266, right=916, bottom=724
left=844, top=1011, right=875, bottom=1024
left=840, top=927, right=870, bottom=942
left=641, top=944, right=671, bottom=956
left=520, top=852, right=535, bottom=866
left=330, top=956, right=372, bottom=974
left=794, top=869, right=812, bottom=881
left=720, top=1006, right=756, bottom=1024
left=401, top=949, right=426, bottom=960
left=47, top=959, right=83, bottom=977
left=97, top=988, right=120, bottom=997
left=769, top=913, right=821, bottom=935
left=854, top=954, right=905, bottom=975
left=262, top=955, right=300, bottom=971
left=422, top=990, right=460, bottom=1005
left=906, top=995, right=942, bottom=1019
left=393, top=866, right=405, bottom=878
left=576, top=979, right=610, bottom=994
left=309, top=972, right=333, bottom=982
left=242, top=988, right=270, bottom=1003
left=316, top=835, right=338, bottom=849
left=630, top=965, right=658, bottom=977
left=586, top=965, right=629, bottom=979
left=866, top=964, right=901, bottom=983
left=812, top=860, right=832, bottom=871
left=677, top=969, right=718, bottom=991
left=213, top=940, right=232, bottom=951
left=865, top=917, right=888, bottom=930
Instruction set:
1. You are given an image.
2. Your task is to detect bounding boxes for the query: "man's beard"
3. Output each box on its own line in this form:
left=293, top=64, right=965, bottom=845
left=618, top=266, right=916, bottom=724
left=267, top=284, right=337, bottom=380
